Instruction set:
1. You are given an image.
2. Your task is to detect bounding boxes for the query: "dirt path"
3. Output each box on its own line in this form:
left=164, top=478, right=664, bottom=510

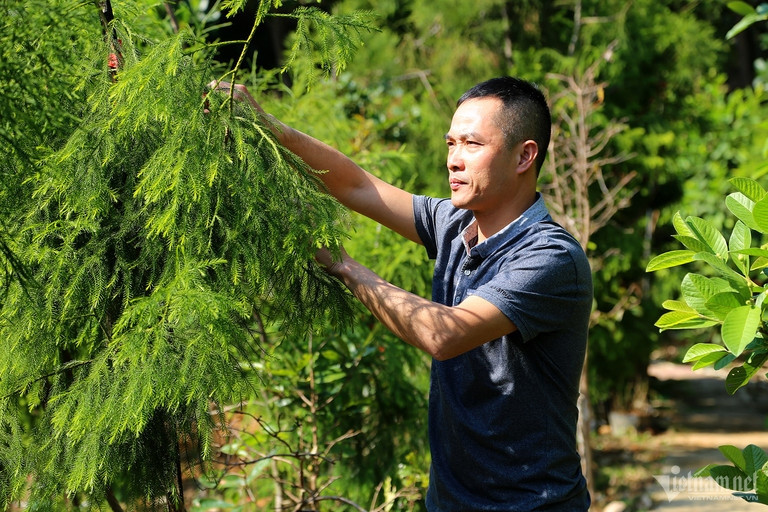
left=643, top=362, right=768, bottom=511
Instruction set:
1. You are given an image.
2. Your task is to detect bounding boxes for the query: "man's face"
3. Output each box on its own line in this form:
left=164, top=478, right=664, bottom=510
left=444, top=97, right=520, bottom=213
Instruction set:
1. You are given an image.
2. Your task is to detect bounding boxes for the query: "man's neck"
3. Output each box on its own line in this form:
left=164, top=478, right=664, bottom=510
left=474, top=191, right=537, bottom=244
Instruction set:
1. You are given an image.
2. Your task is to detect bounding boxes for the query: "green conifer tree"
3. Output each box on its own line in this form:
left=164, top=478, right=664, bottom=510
left=0, top=0, right=375, bottom=509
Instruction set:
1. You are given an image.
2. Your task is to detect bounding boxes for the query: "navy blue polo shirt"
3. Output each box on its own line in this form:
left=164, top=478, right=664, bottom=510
left=413, top=193, right=592, bottom=511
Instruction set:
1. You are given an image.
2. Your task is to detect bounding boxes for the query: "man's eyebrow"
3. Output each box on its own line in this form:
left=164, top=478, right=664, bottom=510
left=444, top=131, right=480, bottom=140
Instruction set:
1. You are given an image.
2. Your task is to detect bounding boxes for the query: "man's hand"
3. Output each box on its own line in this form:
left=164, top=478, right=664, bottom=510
left=207, top=80, right=265, bottom=113
left=315, top=245, right=349, bottom=278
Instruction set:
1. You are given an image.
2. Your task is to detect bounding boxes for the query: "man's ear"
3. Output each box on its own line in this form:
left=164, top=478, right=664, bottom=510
left=516, top=140, right=539, bottom=174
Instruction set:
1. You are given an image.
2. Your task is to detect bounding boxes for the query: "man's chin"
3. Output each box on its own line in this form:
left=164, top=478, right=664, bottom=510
left=450, top=195, right=468, bottom=209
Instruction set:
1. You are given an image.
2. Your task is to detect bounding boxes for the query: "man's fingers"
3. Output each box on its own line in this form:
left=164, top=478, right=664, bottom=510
left=206, top=81, right=264, bottom=112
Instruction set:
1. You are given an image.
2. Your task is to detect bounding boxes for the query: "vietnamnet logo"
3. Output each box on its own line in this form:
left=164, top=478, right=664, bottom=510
left=653, top=465, right=758, bottom=502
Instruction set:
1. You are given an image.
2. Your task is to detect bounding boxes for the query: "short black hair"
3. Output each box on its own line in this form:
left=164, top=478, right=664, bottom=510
left=457, top=77, right=551, bottom=172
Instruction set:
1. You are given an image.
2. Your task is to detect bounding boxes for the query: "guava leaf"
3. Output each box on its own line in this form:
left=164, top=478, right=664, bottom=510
left=646, top=250, right=695, bottom=271
left=687, top=216, right=729, bottom=257
left=655, top=311, right=718, bottom=331
left=753, top=196, right=768, bottom=234
left=731, top=177, right=767, bottom=202
left=683, top=343, right=727, bottom=362
left=725, top=352, right=768, bottom=394
left=721, top=306, right=761, bottom=356
left=706, top=292, right=746, bottom=320
left=727, top=1, right=756, bottom=16
left=726, top=193, right=760, bottom=231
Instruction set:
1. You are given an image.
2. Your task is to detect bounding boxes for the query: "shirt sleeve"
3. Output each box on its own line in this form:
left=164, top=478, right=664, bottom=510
left=470, top=232, right=592, bottom=342
left=412, top=195, right=440, bottom=260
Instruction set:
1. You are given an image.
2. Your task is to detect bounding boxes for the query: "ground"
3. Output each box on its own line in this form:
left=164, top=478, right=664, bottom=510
left=591, top=361, right=768, bottom=512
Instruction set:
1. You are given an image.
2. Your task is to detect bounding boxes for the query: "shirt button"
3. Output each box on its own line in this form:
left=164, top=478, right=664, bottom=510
left=463, top=269, right=471, bottom=276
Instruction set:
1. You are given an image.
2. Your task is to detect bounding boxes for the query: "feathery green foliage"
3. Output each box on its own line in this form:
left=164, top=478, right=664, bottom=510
left=278, top=7, right=378, bottom=81
left=0, top=0, right=379, bottom=507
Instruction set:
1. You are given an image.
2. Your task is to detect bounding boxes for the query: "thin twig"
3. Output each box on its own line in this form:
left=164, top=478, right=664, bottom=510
left=164, top=2, right=180, bottom=34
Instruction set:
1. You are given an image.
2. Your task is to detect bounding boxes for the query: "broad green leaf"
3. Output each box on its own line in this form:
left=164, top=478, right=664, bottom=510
left=726, top=193, right=760, bottom=231
left=754, top=257, right=768, bottom=271
left=715, top=353, right=737, bottom=370
left=655, top=311, right=718, bottom=331
left=673, top=235, right=711, bottom=253
left=646, top=250, right=695, bottom=271
left=194, top=499, right=238, bottom=510
left=197, top=474, right=220, bottom=489
left=727, top=12, right=768, bottom=39
left=754, top=196, right=768, bottom=234
left=731, top=177, right=767, bottom=202
left=728, top=1, right=756, bottom=16
left=757, top=466, right=768, bottom=505
left=710, top=464, right=750, bottom=490
left=219, top=474, right=247, bottom=489
left=661, top=300, right=696, bottom=313
left=729, top=221, right=751, bottom=251
left=725, top=352, right=768, bottom=394
left=219, top=442, right=248, bottom=457
left=683, top=342, right=727, bottom=363
left=686, top=216, right=729, bottom=257
left=656, top=311, right=699, bottom=328
left=682, top=273, right=732, bottom=317
left=743, top=444, right=768, bottom=475
left=730, top=221, right=752, bottom=274
left=693, top=252, right=751, bottom=298
left=672, top=211, right=695, bottom=237
left=245, top=457, right=271, bottom=484
left=719, top=445, right=747, bottom=473
left=727, top=367, right=752, bottom=395
left=692, top=351, right=730, bottom=370
left=706, top=292, right=746, bottom=320
left=320, top=350, right=342, bottom=362
left=317, top=371, right=346, bottom=384
left=733, top=248, right=768, bottom=258
left=721, top=306, right=762, bottom=356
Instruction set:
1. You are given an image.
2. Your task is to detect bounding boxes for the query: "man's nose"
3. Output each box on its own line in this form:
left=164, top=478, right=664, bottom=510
left=447, top=148, right=464, bottom=171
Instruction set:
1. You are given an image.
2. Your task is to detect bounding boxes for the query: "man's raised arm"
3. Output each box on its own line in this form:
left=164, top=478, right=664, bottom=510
left=215, top=82, right=420, bottom=244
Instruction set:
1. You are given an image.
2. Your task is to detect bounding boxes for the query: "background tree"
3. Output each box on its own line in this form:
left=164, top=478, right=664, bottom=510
left=0, top=0, right=375, bottom=509
left=535, top=39, right=637, bottom=497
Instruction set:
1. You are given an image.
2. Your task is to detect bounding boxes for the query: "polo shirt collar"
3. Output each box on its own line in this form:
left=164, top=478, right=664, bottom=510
left=461, top=193, right=549, bottom=257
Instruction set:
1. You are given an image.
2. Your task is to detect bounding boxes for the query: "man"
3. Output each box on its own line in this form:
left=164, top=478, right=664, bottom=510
left=224, top=76, right=592, bottom=510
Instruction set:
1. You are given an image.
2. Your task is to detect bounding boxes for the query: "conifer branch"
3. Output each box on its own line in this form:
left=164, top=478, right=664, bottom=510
left=206, top=7, right=264, bottom=110
left=230, top=14, right=260, bottom=84
left=2, top=360, right=93, bottom=400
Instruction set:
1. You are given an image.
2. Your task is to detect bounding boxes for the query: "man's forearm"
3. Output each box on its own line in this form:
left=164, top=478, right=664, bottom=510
left=322, top=252, right=515, bottom=361
left=278, top=126, right=372, bottom=203
left=276, top=125, right=420, bottom=243
left=329, top=256, right=455, bottom=359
